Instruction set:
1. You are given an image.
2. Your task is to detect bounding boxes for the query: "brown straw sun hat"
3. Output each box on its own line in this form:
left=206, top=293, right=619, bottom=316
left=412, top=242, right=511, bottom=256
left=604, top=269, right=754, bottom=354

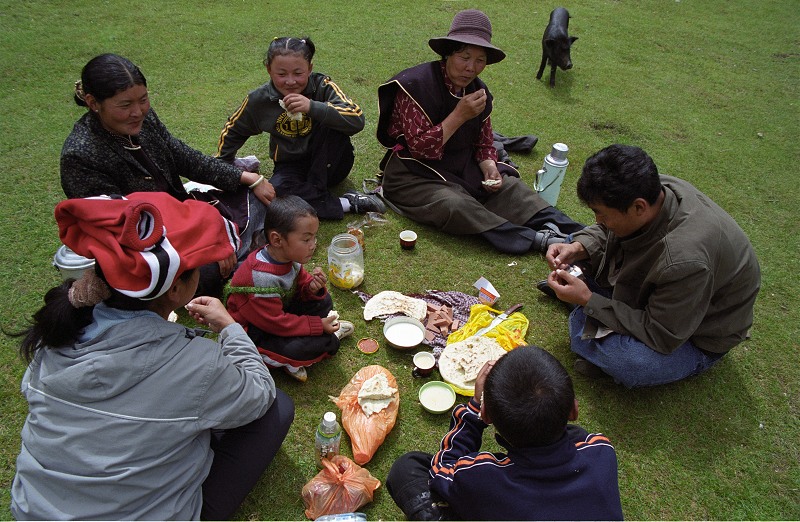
left=428, top=9, right=506, bottom=64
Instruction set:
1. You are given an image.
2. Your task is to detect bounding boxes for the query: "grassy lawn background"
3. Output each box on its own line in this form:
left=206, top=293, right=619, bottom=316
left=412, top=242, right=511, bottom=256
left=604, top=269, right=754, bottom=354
left=1, top=0, right=798, bottom=519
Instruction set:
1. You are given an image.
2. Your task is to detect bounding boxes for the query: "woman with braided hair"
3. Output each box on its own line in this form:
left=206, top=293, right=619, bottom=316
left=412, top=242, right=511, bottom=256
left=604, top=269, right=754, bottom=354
left=61, top=53, right=275, bottom=296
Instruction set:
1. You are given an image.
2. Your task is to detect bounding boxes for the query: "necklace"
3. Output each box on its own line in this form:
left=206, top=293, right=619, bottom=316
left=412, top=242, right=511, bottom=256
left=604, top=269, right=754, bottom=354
left=109, top=131, right=141, bottom=151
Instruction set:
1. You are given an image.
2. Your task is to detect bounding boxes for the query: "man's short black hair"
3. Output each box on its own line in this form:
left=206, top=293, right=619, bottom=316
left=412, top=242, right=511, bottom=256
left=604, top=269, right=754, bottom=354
left=484, top=346, right=575, bottom=447
left=577, top=144, right=662, bottom=211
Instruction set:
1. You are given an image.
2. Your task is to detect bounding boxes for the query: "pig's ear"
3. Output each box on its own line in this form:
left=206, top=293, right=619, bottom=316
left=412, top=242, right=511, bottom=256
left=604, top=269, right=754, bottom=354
left=570, top=36, right=578, bottom=45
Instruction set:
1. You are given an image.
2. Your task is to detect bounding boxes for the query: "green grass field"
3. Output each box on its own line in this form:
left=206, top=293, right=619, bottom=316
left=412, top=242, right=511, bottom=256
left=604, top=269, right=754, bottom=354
left=1, top=1, right=798, bottom=519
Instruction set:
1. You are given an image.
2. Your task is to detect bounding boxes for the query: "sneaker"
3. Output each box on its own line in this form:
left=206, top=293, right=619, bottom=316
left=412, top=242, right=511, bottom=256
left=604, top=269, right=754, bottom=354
left=574, top=358, right=609, bottom=379
left=531, top=229, right=566, bottom=253
left=343, top=191, right=386, bottom=214
left=283, top=366, right=308, bottom=382
left=335, top=320, right=355, bottom=340
left=404, top=491, right=449, bottom=521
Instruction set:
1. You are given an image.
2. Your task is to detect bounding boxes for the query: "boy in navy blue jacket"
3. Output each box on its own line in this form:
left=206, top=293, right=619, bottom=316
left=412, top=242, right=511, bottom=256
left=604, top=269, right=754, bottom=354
left=387, top=345, right=623, bottom=521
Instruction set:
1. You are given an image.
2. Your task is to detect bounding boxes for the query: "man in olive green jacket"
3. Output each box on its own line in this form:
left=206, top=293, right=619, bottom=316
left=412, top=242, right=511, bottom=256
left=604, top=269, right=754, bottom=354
left=543, top=144, right=760, bottom=387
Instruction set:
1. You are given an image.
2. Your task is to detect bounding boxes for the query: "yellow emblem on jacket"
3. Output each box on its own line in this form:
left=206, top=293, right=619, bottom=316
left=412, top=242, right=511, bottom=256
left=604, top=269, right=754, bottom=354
left=275, top=112, right=311, bottom=137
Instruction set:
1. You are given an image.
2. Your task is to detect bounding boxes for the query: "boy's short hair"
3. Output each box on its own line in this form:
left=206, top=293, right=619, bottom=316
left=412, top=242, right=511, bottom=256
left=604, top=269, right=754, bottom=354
left=484, top=346, right=575, bottom=447
left=263, top=195, right=317, bottom=239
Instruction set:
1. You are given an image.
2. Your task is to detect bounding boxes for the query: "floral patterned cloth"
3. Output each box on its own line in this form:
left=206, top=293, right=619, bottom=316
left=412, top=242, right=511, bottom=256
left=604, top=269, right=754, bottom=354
left=355, top=290, right=480, bottom=357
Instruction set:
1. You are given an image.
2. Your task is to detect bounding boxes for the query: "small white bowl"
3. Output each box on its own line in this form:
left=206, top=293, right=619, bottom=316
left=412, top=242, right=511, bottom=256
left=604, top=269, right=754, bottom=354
left=419, top=381, right=456, bottom=414
left=383, top=316, right=426, bottom=350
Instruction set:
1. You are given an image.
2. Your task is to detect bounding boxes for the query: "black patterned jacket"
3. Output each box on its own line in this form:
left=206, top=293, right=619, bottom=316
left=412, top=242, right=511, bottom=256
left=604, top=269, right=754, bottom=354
left=61, top=110, right=241, bottom=200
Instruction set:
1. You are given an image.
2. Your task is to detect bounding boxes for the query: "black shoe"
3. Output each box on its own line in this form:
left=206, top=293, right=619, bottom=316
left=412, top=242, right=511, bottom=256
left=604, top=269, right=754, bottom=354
left=343, top=191, right=386, bottom=214
left=536, top=279, right=576, bottom=311
left=574, top=358, right=610, bottom=379
left=536, top=279, right=557, bottom=299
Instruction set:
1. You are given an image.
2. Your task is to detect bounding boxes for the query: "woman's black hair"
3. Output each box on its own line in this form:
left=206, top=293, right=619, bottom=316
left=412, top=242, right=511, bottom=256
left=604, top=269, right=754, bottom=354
left=15, top=280, right=94, bottom=363
left=264, top=36, right=315, bottom=67
left=13, top=264, right=197, bottom=363
left=75, top=53, right=147, bottom=107
left=435, top=41, right=469, bottom=60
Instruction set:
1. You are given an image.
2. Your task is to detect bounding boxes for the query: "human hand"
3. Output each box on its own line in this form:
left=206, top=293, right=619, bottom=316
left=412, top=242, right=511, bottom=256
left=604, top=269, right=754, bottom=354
left=242, top=171, right=276, bottom=205
left=546, top=269, right=592, bottom=306
left=308, top=267, right=327, bottom=294
left=282, top=93, right=311, bottom=115
left=185, top=296, right=236, bottom=333
left=253, top=179, right=276, bottom=205
left=474, top=360, right=496, bottom=424
left=321, top=314, right=340, bottom=335
left=455, top=88, right=487, bottom=121
left=218, top=252, right=237, bottom=278
left=545, top=241, right=587, bottom=270
left=479, top=160, right=503, bottom=193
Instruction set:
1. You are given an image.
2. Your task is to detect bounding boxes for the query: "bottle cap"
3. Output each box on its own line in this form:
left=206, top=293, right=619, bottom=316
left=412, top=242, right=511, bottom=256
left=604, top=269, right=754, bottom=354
left=549, top=143, right=569, bottom=162
left=323, top=411, right=337, bottom=427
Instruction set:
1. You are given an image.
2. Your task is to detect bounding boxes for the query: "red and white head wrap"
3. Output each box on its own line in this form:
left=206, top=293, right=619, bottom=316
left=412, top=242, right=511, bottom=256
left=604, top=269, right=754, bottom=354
left=55, top=192, right=240, bottom=300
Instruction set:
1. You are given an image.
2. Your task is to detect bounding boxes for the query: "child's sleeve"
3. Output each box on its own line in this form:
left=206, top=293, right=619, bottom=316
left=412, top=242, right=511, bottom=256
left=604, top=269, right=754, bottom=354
left=216, top=93, right=264, bottom=162
left=231, top=293, right=324, bottom=337
left=429, top=399, right=511, bottom=505
left=227, top=264, right=324, bottom=337
left=431, top=399, right=487, bottom=468
left=306, top=76, right=365, bottom=136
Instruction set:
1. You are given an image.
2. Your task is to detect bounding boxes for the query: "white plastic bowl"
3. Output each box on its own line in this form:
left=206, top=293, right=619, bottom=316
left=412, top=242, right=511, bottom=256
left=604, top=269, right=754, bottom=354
left=383, top=316, right=426, bottom=350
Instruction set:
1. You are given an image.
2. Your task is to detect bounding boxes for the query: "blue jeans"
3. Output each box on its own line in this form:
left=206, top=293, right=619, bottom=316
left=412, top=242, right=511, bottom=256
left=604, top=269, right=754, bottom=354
left=568, top=306, right=725, bottom=388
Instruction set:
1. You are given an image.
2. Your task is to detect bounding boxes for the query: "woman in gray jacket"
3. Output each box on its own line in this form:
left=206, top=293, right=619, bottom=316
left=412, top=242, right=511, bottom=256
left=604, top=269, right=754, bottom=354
left=10, top=192, right=294, bottom=520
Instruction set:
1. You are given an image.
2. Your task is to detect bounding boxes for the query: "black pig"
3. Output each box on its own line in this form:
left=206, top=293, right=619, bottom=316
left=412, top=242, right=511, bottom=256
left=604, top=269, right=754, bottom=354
left=536, top=7, right=578, bottom=87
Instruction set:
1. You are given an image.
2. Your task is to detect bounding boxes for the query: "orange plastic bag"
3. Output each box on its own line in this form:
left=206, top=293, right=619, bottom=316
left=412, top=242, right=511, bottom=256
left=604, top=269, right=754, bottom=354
left=301, top=455, right=381, bottom=520
left=330, top=365, right=398, bottom=465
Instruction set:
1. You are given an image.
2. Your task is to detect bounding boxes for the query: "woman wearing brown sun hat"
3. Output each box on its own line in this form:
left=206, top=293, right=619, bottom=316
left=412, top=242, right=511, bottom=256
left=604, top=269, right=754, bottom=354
left=377, top=9, right=583, bottom=254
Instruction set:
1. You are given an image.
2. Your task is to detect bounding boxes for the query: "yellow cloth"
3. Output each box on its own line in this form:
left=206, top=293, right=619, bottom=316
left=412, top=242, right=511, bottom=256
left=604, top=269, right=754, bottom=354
left=446, top=303, right=528, bottom=351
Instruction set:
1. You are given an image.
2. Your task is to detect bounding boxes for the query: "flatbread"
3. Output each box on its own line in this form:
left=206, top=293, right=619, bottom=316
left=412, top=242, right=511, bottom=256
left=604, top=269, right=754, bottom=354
left=278, top=99, right=303, bottom=121
left=357, top=372, right=398, bottom=416
left=439, top=335, right=506, bottom=392
left=363, top=291, right=427, bottom=322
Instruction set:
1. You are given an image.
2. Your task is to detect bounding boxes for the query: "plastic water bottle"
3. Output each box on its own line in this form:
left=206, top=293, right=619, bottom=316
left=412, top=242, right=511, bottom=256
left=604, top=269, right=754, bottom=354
left=534, top=143, right=570, bottom=206
left=315, top=411, right=342, bottom=468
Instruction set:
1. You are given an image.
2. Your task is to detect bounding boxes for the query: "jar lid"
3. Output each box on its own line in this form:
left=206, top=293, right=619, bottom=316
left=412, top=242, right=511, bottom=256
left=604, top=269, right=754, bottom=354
left=329, top=233, right=361, bottom=253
